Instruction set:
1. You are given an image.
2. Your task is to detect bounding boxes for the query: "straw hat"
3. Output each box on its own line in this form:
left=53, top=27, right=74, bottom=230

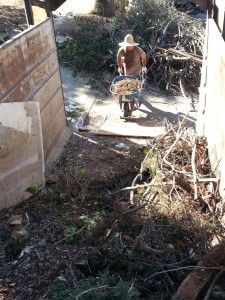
left=118, top=34, right=139, bottom=46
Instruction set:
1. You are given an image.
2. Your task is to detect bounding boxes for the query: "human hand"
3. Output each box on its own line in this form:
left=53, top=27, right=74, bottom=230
left=142, top=67, right=147, bottom=75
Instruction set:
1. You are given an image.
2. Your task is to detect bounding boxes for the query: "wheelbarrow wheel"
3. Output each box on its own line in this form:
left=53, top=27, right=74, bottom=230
left=123, top=102, right=130, bottom=117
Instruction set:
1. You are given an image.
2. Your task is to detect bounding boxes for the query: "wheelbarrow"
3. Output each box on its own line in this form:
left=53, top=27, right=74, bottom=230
left=110, top=75, right=145, bottom=119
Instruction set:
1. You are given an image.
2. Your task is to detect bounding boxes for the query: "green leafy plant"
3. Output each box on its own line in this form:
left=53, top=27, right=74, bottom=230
left=78, top=153, right=84, bottom=159
left=143, top=148, right=149, bottom=156
left=57, top=17, right=114, bottom=76
left=66, top=110, right=80, bottom=118
left=79, top=167, right=87, bottom=175
left=26, top=183, right=41, bottom=195
left=59, top=191, right=67, bottom=200
left=162, top=216, right=170, bottom=226
left=48, top=270, right=141, bottom=300
left=59, top=215, right=69, bottom=225
left=66, top=226, right=79, bottom=245
left=79, top=211, right=106, bottom=227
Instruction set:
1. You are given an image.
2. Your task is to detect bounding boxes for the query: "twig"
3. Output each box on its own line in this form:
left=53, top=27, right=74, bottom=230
left=22, top=213, right=30, bottom=230
left=117, top=191, right=158, bottom=220
left=191, top=136, right=198, bottom=200
left=134, top=236, right=174, bottom=256
left=76, top=285, right=109, bottom=299
left=144, top=266, right=225, bottom=281
left=52, top=226, right=85, bottom=248
left=109, top=180, right=166, bottom=195
left=130, top=142, right=157, bottom=204
left=130, top=173, right=142, bottom=205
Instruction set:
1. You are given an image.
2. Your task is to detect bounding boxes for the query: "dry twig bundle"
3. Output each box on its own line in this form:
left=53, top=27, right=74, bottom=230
left=111, top=78, right=141, bottom=95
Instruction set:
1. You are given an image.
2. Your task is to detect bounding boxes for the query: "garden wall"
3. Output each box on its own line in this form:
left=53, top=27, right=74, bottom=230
left=197, top=7, right=225, bottom=198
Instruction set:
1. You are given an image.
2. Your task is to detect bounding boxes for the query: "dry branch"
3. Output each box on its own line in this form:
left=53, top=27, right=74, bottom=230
left=133, top=236, right=174, bottom=256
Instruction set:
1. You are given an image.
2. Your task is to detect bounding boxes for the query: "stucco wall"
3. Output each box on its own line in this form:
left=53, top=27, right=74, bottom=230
left=197, top=18, right=225, bottom=198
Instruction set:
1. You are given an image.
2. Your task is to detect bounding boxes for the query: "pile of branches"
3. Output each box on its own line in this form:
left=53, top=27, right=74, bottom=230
left=113, top=0, right=205, bottom=95
left=136, top=119, right=218, bottom=206
left=100, top=117, right=223, bottom=298
left=85, top=117, right=224, bottom=298
left=148, top=15, right=204, bottom=94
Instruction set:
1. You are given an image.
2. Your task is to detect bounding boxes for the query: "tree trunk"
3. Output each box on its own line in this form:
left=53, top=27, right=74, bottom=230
left=93, top=0, right=116, bottom=17
left=116, top=0, right=126, bottom=13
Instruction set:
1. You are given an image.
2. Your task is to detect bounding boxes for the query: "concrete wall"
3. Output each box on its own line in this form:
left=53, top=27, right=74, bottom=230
left=197, top=17, right=225, bottom=198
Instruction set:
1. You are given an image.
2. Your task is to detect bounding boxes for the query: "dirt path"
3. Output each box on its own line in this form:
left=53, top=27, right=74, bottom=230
left=0, top=0, right=27, bottom=36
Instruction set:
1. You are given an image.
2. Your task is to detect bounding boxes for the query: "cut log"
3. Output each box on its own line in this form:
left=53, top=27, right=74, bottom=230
left=172, top=240, right=225, bottom=300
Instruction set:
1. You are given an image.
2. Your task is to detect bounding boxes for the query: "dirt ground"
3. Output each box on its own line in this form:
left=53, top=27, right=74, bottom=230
left=1, top=128, right=225, bottom=300
left=0, top=0, right=27, bottom=37
left=1, top=2, right=225, bottom=300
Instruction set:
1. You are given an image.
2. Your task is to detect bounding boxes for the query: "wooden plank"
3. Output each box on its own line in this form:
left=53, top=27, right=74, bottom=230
left=41, top=88, right=64, bottom=132
left=32, top=6, right=48, bottom=27
left=40, top=18, right=56, bottom=54
left=202, top=19, right=225, bottom=198
left=1, top=51, right=58, bottom=103
left=31, top=0, right=48, bottom=9
left=33, top=70, right=61, bottom=111
left=44, top=121, right=70, bottom=167
left=20, top=26, right=44, bottom=70
left=0, top=17, right=68, bottom=196
left=49, top=0, right=66, bottom=10
left=29, top=51, right=58, bottom=91
left=0, top=39, right=26, bottom=97
left=95, top=115, right=165, bottom=137
left=167, top=48, right=203, bottom=64
left=42, top=105, right=67, bottom=155
left=2, top=78, right=31, bottom=103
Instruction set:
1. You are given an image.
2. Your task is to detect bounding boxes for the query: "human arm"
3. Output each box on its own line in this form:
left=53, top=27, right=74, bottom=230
left=117, top=48, right=124, bottom=75
left=140, top=49, right=147, bottom=74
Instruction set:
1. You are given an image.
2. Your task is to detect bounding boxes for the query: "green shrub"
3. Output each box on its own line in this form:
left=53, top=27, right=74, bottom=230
left=48, top=271, right=141, bottom=300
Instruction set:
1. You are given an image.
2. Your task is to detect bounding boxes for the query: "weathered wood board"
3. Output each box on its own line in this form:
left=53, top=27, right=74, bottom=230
left=0, top=17, right=71, bottom=209
left=0, top=18, right=70, bottom=173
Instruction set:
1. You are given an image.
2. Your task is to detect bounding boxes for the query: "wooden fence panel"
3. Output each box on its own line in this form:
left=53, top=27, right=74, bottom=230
left=197, top=18, right=225, bottom=198
left=0, top=17, right=71, bottom=209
